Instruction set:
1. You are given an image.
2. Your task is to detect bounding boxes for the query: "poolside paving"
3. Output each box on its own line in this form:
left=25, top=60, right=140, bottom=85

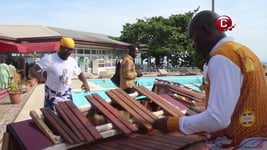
left=0, top=86, right=35, bottom=147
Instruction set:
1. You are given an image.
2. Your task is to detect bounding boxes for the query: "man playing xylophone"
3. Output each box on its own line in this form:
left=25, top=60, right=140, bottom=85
left=29, top=37, right=90, bottom=111
left=153, top=10, right=267, bottom=149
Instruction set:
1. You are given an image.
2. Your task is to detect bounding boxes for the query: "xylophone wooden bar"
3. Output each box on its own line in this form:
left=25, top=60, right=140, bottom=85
left=114, top=89, right=158, bottom=123
left=153, top=82, right=206, bottom=113
left=65, top=101, right=103, bottom=141
left=134, top=86, right=184, bottom=116
left=92, top=93, right=139, bottom=133
left=57, top=102, right=96, bottom=143
left=69, top=131, right=207, bottom=150
left=106, top=88, right=158, bottom=130
left=40, top=101, right=103, bottom=145
left=153, top=79, right=205, bottom=101
left=159, top=94, right=189, bottom=115
left=86, top=93, right=138, bottom=135
left=55, top=103, right=86, bottom=142
left=116, top=88, right=159, bottom=122
left=169, top=85, right=205, bottom=102
left=108, top=88, right=158, bottom=122
left=40, top=108, right=77, bottom=144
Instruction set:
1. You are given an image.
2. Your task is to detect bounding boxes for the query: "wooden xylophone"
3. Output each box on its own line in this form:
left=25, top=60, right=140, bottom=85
left=70, top=130, right=207, bottom=150
left=152, top=79, right=206, bottom=113
left=6, top=86, right=207, bottom=150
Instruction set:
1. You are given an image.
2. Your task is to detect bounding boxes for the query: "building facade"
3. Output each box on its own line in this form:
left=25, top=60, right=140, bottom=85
left=0, top=25, right=140, bottom=78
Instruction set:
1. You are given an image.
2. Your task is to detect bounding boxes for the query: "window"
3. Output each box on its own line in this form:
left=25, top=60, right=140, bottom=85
left=85, top=49, right=90, bottom=54
left=77, top=49, right=83, bottom=54
left=98, top=59, right=105, bottom=67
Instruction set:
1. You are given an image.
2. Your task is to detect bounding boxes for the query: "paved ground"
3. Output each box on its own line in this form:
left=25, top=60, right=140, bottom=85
left=0, top=86, right=35, bottom=147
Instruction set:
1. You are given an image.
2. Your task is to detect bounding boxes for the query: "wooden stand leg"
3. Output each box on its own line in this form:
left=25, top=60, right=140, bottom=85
left=2, top=132, right=10, bottom=150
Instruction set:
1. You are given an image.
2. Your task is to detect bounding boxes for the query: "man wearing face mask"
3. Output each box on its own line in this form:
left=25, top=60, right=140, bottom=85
left=29, top=37, right=90, bottom=111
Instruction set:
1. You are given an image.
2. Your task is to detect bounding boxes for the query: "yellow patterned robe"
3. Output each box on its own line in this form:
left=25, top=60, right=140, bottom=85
left=205, top=41, right=267, bottom=148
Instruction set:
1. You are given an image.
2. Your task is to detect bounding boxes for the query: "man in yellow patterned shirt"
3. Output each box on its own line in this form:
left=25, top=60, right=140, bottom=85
left=153, top=10, right=267, bottom=149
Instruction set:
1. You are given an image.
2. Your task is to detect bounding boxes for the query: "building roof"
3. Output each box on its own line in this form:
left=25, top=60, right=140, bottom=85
left=0, top=25, right=61, bottom=40
left=0, top=25, right=129, bottom=49
left=48, top=26, right=128, bottom=46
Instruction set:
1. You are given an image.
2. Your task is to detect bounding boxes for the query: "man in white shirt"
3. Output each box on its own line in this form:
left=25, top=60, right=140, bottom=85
left=153, top=10, right=267, bottom=149
left=29, top=37, right=90, bottom=111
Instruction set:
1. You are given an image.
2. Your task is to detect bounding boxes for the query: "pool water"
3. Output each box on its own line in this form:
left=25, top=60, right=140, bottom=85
left=87, top=75, right=203, bottom=89
left=72, top=75, right=203, bottom=108
left=72, top=89, right=109, bottom=108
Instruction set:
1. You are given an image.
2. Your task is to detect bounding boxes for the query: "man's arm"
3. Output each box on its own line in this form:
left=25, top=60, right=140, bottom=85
left=136, top=70, right=143, bottom=77
left=78, top=72, right=90, bottom=92
left=28, top=64, right=43, bottom=80
left=180, top=55, right=242, bottom=134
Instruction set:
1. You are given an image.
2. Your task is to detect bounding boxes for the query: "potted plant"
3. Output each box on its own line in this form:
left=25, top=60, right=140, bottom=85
left=8, top=80, right=23, bottom=104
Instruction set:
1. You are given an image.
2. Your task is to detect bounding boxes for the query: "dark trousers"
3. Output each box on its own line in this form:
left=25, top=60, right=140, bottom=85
left=124, top=88, right=136, bottom=94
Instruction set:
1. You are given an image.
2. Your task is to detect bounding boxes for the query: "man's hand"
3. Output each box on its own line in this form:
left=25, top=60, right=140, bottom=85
left=152, top=117, right=169, bottom=134
left=136, top=70, right=143, bottom=77
left=152, top=116, right=180, bottom=134
left=78, top=72, right=90, bottom=92
left=81, top=83, right=90, bottom=92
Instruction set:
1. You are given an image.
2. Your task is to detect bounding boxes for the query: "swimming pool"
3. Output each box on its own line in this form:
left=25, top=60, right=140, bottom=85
left=72, top=89, right=110, bottom=109
left=87, top=75, right=203, bottom=89
left=72, top=75, right=203, bottom=108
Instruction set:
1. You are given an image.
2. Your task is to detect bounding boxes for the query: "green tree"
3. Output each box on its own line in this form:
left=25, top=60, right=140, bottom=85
left=118, top=8, right=204, bottom=70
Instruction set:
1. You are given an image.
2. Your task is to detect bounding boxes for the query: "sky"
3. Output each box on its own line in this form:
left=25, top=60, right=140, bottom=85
left=1, top=0, right=267, bottom=61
